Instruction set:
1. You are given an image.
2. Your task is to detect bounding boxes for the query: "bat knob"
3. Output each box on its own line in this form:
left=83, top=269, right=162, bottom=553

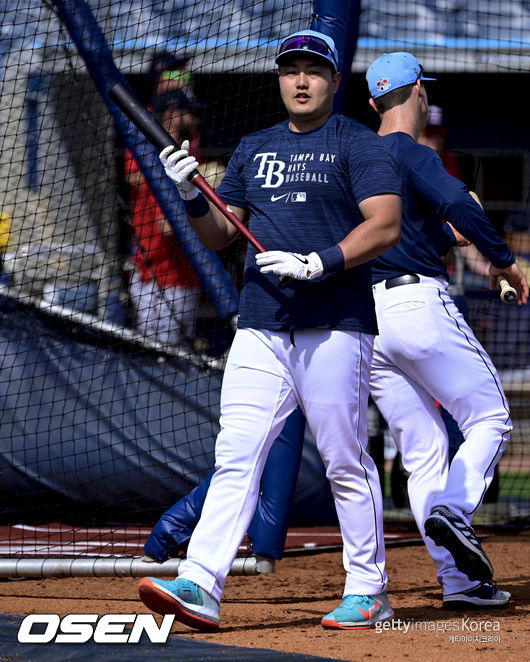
left=499, top=276, right=517, bottom=304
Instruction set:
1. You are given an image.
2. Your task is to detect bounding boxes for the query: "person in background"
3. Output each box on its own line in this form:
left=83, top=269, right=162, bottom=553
left=418, top=104, right=463, bottom=180
left=148, top=51, right=202, bottom=158
left=0, top=211, right=11, bottom=281
left=124, top=89, right=202, bottom=347
left=463, top=211, right=530, bottom=378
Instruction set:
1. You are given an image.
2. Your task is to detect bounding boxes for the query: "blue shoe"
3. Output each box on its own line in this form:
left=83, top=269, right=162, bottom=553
left=425, top=506, right=493, bottom=582
left=138, top=577, right=220, bottom=631
left=321, top=591, right=393, bottom=629
left=443, top=583, right=511, bottom=610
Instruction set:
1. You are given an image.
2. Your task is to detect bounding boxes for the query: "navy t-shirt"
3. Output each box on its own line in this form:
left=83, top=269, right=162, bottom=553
left=371, top=132, right=514, bottom=283
left=217, top=114, right=402, bottom=333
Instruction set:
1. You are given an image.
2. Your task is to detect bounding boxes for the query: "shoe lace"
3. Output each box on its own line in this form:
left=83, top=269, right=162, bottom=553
left=177, top=578, right=199, bottom=596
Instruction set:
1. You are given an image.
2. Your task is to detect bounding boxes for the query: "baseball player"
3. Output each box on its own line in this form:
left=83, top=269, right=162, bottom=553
left=365, top=52, right=528, bottom=609
left=137, top=30, right=403, bottom=631
left=139, top=52, right=527, bottom=614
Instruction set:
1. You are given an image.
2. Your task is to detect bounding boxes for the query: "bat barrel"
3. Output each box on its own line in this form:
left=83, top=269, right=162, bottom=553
left=109, top=82, right=179, bottom=152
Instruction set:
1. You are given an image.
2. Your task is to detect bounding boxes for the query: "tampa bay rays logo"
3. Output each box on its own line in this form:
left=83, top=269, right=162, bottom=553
left=254, top=152, right=285, bottom=188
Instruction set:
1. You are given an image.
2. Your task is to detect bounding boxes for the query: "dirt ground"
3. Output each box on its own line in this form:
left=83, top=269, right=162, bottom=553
left=1, top=532, right=528, bottom=661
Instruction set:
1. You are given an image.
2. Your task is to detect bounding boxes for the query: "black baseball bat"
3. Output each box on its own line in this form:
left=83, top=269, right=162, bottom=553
left=108, top=81, right=266, bottom=253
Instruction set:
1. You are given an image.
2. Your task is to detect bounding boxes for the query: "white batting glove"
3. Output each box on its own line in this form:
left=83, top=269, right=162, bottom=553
left=159, top=140, right=199, bottom=200
left=255, top=250, right=324, bottom=281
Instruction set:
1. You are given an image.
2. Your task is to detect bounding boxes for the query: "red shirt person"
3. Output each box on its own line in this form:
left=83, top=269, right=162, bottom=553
left=125, top=90, right=201, bottom=346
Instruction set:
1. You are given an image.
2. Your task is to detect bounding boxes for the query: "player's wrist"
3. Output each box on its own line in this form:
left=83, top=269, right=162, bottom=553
left=179, top=186, right=199, bottom=201
left=490, top=256, right=516, bottom=270
left=317, top=244, right=345, bottom=275
left=184, top=191, right=210, bottom=218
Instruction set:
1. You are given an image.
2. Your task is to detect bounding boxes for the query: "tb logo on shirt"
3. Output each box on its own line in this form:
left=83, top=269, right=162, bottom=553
left=254, top=152, right=285, bottom=188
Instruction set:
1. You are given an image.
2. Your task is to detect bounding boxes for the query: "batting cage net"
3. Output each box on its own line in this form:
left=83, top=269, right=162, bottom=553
left=0, top=0, right=528, bottom=574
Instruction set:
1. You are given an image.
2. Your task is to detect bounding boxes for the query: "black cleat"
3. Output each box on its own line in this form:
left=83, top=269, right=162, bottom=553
left=443, top=582, right=510, bottom=610
left=425, top=506, right=493, bottom=582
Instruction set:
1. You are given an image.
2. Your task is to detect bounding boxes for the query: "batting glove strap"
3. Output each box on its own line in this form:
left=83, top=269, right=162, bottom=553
left=255, top=251, right=324, bottom=281
left=159, top=141, right=199, bottom=201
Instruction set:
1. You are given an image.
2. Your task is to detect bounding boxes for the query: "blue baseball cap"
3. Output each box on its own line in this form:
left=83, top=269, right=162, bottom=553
left=275, top=30, right=339, bottom=73
left=366, top=52, right=436, bottom=99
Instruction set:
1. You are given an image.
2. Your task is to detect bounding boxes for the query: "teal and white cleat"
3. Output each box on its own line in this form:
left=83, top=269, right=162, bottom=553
left=139, top=576, right=220, bottom=631
left=321, top=591, right=394, bottom=629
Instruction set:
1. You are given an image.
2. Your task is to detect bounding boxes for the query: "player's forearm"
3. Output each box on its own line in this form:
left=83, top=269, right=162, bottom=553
left=340, top=194, right=402, bottom=268
left=255, top=194, right=401, bottom=283
left=339, top=220, right=401, bottom=268
left=185, top=199, right=238, bottom=251
left=438, top=186, right=514, bottom=269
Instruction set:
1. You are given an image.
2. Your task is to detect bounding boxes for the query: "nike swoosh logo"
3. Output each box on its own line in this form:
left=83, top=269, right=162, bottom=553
left=358, top=602, right=381, bottom=620
left=270, top=193, right=289, bottom=202
left=292, top=255, right=308, bottom=264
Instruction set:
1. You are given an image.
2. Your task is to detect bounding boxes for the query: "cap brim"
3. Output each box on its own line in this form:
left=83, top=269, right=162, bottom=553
left=275, top=50, right=336, bottom=72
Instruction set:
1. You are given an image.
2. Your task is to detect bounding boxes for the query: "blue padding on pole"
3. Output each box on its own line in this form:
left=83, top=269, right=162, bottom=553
left=50, top=0, right=239, bottom=320
left=144, top=470, right=215, bottom=561
left=143, top=408, right=306, bottom=561
left=311, top=0, right=361, bottom=113
left=248, top=407, right=306, bottom=559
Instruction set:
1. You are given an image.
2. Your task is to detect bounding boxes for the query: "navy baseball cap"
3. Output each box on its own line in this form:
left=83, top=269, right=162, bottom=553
left=366, top=52, right=436, bottom=99
left=275, top=30, right=339, bottom=73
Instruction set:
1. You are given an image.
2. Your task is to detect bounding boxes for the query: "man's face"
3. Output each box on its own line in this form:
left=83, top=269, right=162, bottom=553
left=278, top=56, right=339, bottom=123
left=162, top=107, right=196, bottom=142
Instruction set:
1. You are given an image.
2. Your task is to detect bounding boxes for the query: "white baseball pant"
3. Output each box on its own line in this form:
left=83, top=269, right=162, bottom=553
left=178, top=327, right=387, bottom=602
left=370, top=274, right=511, bottom=594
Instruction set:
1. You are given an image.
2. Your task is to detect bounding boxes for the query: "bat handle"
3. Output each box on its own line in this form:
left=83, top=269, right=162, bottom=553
left=189, top=171, right=296, bottom=286
left=191, top=173, right=266, bottom=253
left=499, top=276, right=517, bottom=304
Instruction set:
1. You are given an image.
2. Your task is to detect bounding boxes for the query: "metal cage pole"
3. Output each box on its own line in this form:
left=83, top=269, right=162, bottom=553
left=0, top=554, right=275, bottom=579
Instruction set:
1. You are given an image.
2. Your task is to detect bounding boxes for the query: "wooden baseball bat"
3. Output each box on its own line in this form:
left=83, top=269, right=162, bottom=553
left=499, top=276, right=517, bottom=304
left=108, top=81, right=266, bottom=253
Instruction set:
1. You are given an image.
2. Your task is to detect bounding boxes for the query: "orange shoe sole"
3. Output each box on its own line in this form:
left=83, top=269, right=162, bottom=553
left=138, top=577, right=220, bottom=632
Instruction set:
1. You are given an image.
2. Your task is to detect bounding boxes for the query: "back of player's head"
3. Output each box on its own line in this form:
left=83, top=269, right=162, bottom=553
left=366, top=52, right=435, bottom=99
left=275, top=30, right=339, bottom=73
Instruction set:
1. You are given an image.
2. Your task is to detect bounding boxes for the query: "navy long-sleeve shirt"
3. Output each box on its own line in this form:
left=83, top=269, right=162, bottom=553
left=371, top=132, right=514, bottom=284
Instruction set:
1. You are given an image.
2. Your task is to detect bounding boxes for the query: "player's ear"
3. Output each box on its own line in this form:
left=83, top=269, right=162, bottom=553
left=332, top=70, right=341, bottom=92
left=368, top=97, right=378, bottom=113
